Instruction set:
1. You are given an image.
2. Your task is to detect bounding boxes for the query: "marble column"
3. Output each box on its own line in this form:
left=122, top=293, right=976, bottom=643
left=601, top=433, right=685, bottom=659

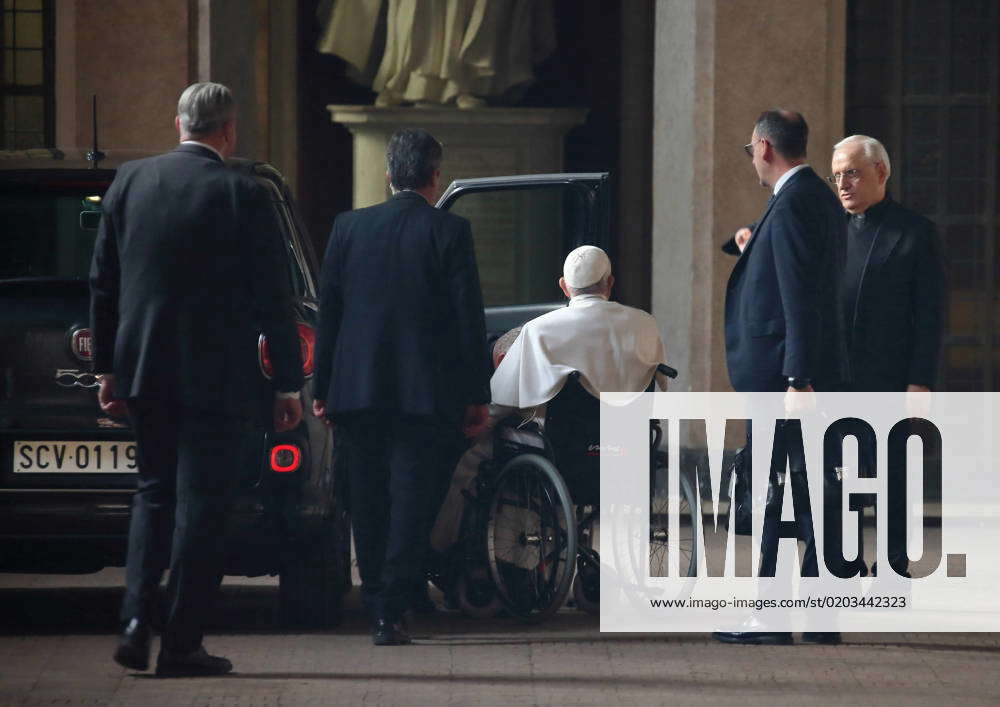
left=651, top=0, right=846, bottom=391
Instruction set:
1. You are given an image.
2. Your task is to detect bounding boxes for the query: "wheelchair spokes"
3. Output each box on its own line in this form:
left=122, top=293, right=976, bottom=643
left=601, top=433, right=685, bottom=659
left=487, top=454, right=576, bottom=621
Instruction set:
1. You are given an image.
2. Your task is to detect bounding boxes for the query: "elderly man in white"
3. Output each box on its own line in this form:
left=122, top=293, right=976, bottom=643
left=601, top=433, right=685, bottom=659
left=429, top=245, right=665, bottom=555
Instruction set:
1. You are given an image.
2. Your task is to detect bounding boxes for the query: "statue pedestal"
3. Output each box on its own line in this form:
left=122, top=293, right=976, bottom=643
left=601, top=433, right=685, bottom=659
left=327, top=106, right=588, bottom=208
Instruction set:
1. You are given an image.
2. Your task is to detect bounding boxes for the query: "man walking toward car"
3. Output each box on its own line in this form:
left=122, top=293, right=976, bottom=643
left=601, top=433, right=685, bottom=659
left=90, top=82, right=304, bottom=676
left=312, top=128, right=490, bottom=646
left=715, top=109, right=846, bottom=646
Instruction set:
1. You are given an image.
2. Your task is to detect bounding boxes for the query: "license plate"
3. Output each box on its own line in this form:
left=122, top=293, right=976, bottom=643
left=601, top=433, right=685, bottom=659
left=13, top=441, right=137, bottom=473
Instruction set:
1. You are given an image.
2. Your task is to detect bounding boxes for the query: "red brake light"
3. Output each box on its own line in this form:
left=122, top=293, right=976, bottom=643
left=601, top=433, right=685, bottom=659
left=270, top=444, right=301, bottom=473
left=258, top=322, right=315, bottom=380
left=297, top=322, right=315, bottom=377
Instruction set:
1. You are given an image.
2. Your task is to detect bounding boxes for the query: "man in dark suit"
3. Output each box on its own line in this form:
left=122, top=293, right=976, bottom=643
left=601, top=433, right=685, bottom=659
left=90, top=82, right=304, bottom=676
left=715, top=110, right=846, bottom=645
left=830, top=134, right=945, bottom=576
left=312, top=128, right=490, bottom=646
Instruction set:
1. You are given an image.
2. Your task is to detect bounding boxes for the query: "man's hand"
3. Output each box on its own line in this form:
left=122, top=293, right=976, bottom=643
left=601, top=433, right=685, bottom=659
left=462, top=404, right=489, bottom=439
left=96, top=374, right=128, bottom=418
left=274, top=396, right=303, bottom=432
left=906, top=384, right=931, bottom=418
left=312, top=398, right=333, bottom=427
left=734, top=227, right=753, bottom=253
left=784, top=384, right=816, bottom=417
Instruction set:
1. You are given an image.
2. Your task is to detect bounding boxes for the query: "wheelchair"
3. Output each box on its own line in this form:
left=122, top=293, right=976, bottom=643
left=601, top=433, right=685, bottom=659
left=437, top=364, right=698, bottom=621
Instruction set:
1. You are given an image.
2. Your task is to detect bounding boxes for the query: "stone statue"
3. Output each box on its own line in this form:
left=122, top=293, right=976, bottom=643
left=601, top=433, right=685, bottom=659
left=318, top=0, right=556, bottom=108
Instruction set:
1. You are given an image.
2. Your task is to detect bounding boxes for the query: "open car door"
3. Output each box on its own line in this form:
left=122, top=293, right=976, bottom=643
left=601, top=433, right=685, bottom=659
left=436, top=173, right=611, bottom=339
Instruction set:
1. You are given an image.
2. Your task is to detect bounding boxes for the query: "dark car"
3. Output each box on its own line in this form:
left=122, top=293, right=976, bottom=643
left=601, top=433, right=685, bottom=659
left=0, top=164, right=610, bottom=622
left=0, top=161, right=351, bottom=626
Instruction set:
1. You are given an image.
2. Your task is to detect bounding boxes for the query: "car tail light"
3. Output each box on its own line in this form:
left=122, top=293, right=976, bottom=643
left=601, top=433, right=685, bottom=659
left=270, top=443, right=301, bottom=473
left=259, top=322, right=315, bottom=379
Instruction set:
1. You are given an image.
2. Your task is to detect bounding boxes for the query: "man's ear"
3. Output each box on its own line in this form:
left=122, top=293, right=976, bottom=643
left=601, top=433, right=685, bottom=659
left=605, top=274, right=615, bottom=295
left=876, top=161, right=889, bottom=185
left=175, top=116, right=182, bottom=136
left=558, top=277, right=572, bottom=299
left=761, top=138, right=774, bottom=162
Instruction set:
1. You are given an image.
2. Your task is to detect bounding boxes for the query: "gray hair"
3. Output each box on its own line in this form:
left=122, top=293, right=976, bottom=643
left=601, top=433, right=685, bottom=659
left=177, top=82, right=235, bottom=137
left=568, top=274, right=612, bottom=297
left=834, top=134, right=892, bottom=180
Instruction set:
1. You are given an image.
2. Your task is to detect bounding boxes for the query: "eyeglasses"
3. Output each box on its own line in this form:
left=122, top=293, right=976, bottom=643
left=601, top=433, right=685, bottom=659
left=828, top=168, right=861, bottom=184
left=743, top=139, right=760, bottom=158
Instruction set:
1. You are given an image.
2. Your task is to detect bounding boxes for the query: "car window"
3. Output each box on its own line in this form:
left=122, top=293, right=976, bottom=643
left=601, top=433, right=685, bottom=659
left=446, top=184, right=589, bottom=307
left=0, top=186, right=106, bottom=280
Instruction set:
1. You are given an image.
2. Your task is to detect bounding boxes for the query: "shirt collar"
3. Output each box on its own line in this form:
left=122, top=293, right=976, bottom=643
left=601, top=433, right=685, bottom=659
left=772, top=163, right=809, bottom=195
left=181, top=140, right=224, bottom=162
left=568, top=294, right=608, bottom=307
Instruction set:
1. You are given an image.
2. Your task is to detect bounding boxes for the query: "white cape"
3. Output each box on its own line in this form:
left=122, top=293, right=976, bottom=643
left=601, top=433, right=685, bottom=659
left=490, top=295, right=665, bottom=408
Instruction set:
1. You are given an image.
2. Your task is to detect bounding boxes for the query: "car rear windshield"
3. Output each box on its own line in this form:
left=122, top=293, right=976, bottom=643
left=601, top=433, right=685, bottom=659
left=0, top=182, right=107, bottom=280
left=1, top=175, right=310, bottom=297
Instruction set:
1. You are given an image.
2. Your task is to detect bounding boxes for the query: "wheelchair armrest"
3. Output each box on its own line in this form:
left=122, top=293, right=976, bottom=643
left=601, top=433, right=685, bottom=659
left=657, top=363, right=678, bottom=379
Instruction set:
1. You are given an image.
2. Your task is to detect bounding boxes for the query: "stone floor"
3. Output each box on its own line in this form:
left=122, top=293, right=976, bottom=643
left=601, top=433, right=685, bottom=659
left=0, top=569, right=998, bottom=706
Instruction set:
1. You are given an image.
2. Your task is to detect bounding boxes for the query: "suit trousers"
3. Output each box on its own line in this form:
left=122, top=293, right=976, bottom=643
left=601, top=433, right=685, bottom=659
left=758, top=421, right=821, bottom=578
left=121, top=398, right=253, bottom=653
left=337, top=413, right=464, bottom=622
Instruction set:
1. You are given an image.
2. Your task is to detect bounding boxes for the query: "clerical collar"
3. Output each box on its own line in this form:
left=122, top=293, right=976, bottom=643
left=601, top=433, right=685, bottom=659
left=568, top=294, right=608, bottom=307
left=849, top=196, right=891, bottom=224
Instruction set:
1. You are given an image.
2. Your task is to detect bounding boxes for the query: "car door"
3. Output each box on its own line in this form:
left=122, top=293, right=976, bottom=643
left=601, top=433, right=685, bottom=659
left=436, top=173, right=611, bottom=339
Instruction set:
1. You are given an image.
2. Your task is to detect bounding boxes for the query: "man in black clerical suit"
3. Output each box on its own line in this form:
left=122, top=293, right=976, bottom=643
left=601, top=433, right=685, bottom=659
left=715, top=110, right=846, bottom=646
left=830, top=134, right=945, bottom=577
left=90, top=82, right=304, bottom=676
left=312, top=128, right=490, bottom=646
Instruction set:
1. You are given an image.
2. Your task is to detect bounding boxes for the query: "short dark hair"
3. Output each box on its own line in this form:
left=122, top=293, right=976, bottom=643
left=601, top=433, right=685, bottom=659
left=754, top=110, right=808, bottom=159
left=386, top=128, right=443, bottom=190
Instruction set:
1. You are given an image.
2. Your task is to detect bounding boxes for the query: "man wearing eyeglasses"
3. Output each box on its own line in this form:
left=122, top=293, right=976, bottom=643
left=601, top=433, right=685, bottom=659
left=716, top=110, right=847, bottom=646
left=830, top=134, right=945, bottom=398
left=829, top=135, right=945, bottom=579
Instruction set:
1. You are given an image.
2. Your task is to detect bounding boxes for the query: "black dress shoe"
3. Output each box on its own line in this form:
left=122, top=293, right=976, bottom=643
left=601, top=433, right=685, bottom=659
left=801, top=632, right=842, bottom=645
left=372, top=618, right=412, bottom=646
left=113, top=618, right=151, bottom=671
left=155, top=646, right=233, bottom=677
left=712, top=631, right=793, bottom=645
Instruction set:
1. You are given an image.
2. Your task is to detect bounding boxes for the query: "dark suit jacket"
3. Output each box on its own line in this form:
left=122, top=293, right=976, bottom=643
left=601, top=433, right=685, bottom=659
left=89, top=143, right=304, bottom=419
left=724, top=167, right=847, bottom=392
left=314, top=190, right=490, bottom=423
left=846, top=199, right=945, bottom=391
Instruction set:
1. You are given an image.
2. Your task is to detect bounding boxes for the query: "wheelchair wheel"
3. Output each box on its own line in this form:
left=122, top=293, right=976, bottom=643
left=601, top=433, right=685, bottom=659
left=455, top=565, right=504, bottom=619
left=649, top=459, right=698, bottom=577
left=487, top=453, right=576, bottom=621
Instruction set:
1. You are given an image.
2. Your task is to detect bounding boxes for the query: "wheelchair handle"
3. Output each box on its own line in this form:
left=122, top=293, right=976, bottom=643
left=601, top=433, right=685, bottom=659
left=657, top=363, right=679, bottom=379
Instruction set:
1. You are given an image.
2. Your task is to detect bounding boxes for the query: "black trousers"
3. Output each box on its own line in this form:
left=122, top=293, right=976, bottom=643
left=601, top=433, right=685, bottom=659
left=336, top=413, right=463, bottom=622
left=121, top=398, right=253, bottom=653
left=758, top=421, right=820, bottom=577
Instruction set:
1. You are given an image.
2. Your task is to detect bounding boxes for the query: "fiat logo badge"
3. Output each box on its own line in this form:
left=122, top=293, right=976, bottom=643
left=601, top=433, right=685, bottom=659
left=71, top=328, right=93, bottom=362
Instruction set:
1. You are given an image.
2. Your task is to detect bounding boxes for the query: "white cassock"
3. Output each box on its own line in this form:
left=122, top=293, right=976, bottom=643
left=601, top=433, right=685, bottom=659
left=430, top=294, right=665, bottom=553
left=490, top=294, right=666, bottom=408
